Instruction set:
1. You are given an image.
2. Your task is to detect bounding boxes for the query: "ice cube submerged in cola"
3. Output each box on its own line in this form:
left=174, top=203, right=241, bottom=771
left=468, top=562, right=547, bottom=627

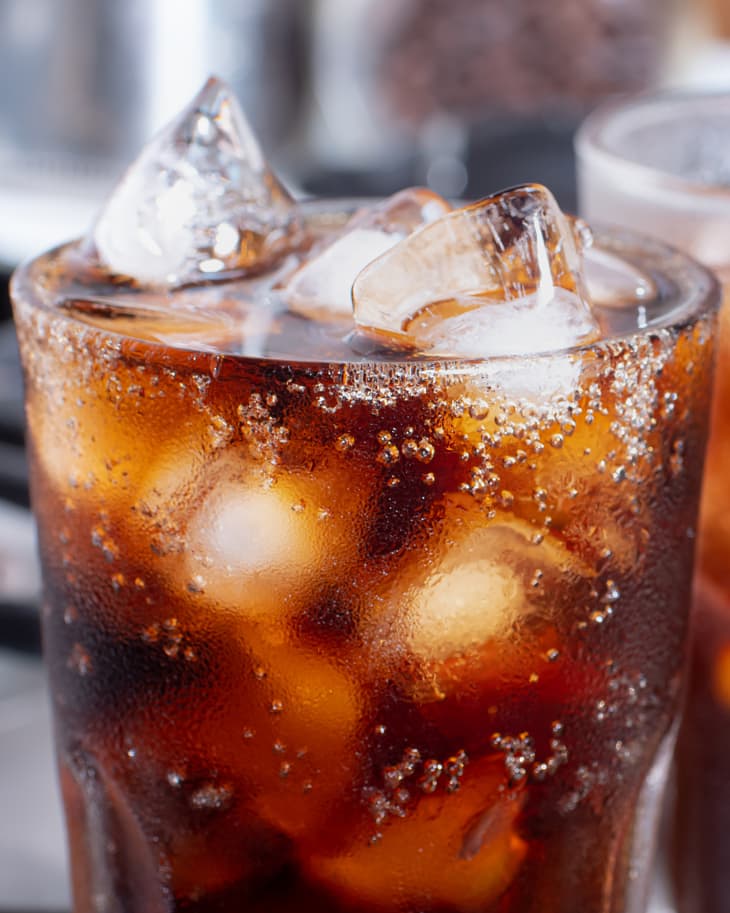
left=11, top=78, right=719, bottom=913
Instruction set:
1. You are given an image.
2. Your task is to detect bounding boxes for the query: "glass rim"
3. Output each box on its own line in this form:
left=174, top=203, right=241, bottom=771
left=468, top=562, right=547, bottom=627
left=11, top=214, right=720, bottom=372
left=576, top=89, right=730, bottom=207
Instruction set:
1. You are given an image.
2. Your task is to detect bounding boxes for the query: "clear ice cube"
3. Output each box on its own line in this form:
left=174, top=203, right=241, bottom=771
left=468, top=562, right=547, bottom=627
left=92, top=77, right=297, bottom=286
left=352, top=184, right=600, bottom=357
left=282, top=189, right=451, bottom=322
left=182, top=458, right=367, bottom=618
left=348, top=188, right=452, bottom=236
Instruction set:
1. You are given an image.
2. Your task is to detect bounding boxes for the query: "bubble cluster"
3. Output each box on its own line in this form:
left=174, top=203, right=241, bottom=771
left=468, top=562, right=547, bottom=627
left=492, top=726, right=568, bottom=785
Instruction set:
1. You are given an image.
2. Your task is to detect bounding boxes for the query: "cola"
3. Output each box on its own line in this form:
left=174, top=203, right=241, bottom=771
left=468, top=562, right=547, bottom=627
left=11, top=82, right=718, bottom=913
left=674, top=280, right=730, bottom=913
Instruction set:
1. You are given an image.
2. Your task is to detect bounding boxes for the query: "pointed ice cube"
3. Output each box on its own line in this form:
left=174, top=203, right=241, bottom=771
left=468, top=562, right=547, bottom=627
left=352, top=184, right=599, bottom=357
left=92, top=77, right=298, bottom=287
left=282, top=189, right=451, bottom=322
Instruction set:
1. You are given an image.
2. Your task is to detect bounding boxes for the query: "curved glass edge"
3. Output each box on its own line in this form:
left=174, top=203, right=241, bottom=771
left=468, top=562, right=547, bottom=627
left=10, top=220, right=721, bottom=375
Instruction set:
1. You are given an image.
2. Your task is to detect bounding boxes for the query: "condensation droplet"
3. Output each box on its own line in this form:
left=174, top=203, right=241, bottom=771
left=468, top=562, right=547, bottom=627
left=335, top=433, right=355, bottom=452
left=270, top=699, right=284, bottom=714
left=187, top=575, right=206, bottom=594
left=402, top=439, right=419, bottom=458
left=67, top=643, right=92, bottom=676
left=416, top=439, right=435, bottom=463
left=500, top=490, right=514, bottom=508
left=111, top=573, right=126, bottom=591
left=469, top=401, right=489, bottom=421
left=377, top=444, right=400, bottom=465
left=670, top=439, right=685, bottom=477
left=142, top=624, right=159, bottom=643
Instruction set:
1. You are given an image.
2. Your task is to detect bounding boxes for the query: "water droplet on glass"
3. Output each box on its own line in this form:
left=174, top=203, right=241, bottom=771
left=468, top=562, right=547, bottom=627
left=416, top=439, right=435, bottom=463
left=377, top=444, right=400, bottom=465
left=335, top=433, right=355, bottom=452
left=67, top=643, right=92, bottom=676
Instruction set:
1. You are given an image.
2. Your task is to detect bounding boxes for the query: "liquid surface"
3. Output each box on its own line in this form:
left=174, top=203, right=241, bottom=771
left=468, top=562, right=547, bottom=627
left=23, top=211, right=713, bottom=367
left=11, top=211, right=718, bottom=913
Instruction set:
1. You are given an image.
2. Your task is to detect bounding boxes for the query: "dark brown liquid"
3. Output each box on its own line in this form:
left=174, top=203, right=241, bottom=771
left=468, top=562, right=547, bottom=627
left=13, top=237, right=716, bottom=913
left=675, top=294, right=730, bottom=913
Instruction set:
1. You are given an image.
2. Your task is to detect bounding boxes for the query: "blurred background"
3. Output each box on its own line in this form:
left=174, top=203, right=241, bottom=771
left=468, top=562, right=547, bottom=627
left=1, top=0, right=730, bottom=909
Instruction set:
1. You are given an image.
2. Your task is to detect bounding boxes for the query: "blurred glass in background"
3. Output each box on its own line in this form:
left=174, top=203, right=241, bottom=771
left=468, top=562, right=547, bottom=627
left=1, top=0, right=727, bottom=272
left=307, top=0, right=666, bottom=202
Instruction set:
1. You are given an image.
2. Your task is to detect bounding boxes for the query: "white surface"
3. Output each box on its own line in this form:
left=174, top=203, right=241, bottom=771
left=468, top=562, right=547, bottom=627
left=0, top=650, right=70, bottom=910
left=0, top=178, right=109, bottom=270
left=0, top=501, right=41, bottom=607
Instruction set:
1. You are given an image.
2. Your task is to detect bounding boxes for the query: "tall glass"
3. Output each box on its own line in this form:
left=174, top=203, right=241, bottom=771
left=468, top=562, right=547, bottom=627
left=12, top=213, right=717, bottom=913
left=576, top=92, right=730, bottom=913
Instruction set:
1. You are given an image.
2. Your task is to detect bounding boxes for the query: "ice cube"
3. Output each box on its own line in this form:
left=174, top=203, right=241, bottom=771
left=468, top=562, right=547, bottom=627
left=403, top=521, right=575, bottom=663
left=352, top=184, right=600, bottom=358
left=183, top=462, right=368, bottom=617
left=242, top=640, right=362, bottom=840
left=406, top=546, right=523, bottom=661
left=348, top=188, right=453, bottom=236
left=365, top=510, right=592, bottom=674
left=92, top=77, right=297, bottom=286
left=282, top=189, right=451, bottom=322
left=305, top=755, right=526, bottom=911
left=282, top=228, right=400, bottom=323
